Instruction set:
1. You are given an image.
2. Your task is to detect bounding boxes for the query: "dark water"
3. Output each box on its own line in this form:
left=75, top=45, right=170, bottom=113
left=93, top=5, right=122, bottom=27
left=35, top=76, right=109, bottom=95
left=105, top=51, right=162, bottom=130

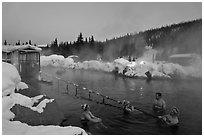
left=40, top=66, right=202, bottom=135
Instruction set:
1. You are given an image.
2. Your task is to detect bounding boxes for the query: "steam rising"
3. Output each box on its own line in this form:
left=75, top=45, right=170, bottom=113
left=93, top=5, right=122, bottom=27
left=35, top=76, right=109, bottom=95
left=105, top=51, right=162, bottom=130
left=40, top=51, right=202, bottom=79
left=41, top=20, right=201, bottom=79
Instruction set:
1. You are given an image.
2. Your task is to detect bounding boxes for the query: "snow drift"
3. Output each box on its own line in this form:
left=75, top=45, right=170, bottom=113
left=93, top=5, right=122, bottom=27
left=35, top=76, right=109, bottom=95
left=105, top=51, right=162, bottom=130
left=2, top=62, right=87, bottom=135
left=40, top=53, right=201, bottom=79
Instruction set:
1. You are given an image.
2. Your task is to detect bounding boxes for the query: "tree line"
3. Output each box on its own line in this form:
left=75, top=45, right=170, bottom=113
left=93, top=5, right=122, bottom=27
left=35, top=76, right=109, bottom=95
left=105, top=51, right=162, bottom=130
left=3, top=19, right=201, bottom=61
left=50, top=33, right=105, bottom=59
left=48, top=19, right=201, bottom=61
left=4, top=39, right=37, bottom=46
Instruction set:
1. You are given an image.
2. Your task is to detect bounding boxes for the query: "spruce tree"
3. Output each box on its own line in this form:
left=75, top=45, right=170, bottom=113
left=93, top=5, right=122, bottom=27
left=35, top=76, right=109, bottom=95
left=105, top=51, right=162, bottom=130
left=77, top=32, right=84, bottom=44
left=29, top=40, right=32, bottom=45
left=54, top=38, right=58, bottom=46
left=91, top=35, right=95, bottom=43
left=18, top=40, right=21, bottom=45
left=4, top=40, right=7, bottom=45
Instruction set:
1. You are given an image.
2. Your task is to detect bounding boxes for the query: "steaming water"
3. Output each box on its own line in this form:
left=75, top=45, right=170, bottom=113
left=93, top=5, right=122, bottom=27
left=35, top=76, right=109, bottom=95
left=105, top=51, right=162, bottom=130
left=40, top=66, right=201, bottom=135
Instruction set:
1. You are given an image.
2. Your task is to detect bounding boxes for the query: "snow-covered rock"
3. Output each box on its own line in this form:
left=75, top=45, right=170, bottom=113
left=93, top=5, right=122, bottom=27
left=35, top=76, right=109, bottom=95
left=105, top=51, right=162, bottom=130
left=40, top=54, right=201, bottom=79
left=64, top=57, right=75, bottom=68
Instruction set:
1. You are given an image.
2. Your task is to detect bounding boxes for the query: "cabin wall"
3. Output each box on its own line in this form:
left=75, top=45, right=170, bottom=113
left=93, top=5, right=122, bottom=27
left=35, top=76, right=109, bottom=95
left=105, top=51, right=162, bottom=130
left=11, top=51, right=19, bottom=70
left=19, top=52, right=40, bottom=79
left=2, top=52, right=8, bottom=62
left=2, top=49, right=41, bottom=80
left=2, top=51, right=19, bottom=70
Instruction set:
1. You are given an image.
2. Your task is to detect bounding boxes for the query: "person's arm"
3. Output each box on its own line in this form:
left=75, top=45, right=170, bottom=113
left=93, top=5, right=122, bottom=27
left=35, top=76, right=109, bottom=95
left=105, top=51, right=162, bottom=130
left=166, top=117, right=179, bottom=126
left=86, top=112, right=102, bottom=123
left=89, top=112, right=97, bottom=119
left=84, top=113, right=99, bottom=123
left=124, top=107, right=132, bottom=112
left=161, top=115, right=178, bottom=126
left=163, top=116, right=171, bottom=125
left=152, top=100, right=157, bottom=108
left=158, top=115, right=168, bottom=121
left=162, top=100, right=166, bottom=110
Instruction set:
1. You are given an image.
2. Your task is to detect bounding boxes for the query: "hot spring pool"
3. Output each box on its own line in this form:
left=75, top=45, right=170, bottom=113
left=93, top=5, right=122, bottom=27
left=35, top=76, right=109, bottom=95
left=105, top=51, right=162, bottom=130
left=39, top=66, right=201, bottom=135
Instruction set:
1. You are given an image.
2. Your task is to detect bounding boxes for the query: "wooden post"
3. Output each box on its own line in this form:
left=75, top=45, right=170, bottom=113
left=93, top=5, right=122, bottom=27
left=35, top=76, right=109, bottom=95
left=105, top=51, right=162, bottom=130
left=102, top=97, right=105, bottom=104
left=66, top=83, right=69, bottom=94
left=75, top=85, right=78, bottom=96
left=18, top=51, right=21, bottom=73
left=58, top=79, right=60, bottom=93
left=38, top=52, right=40, bottom=72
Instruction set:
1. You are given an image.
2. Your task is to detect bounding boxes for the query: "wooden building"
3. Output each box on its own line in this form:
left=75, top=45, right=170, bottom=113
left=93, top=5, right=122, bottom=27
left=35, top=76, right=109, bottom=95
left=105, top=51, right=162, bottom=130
left=2, top=45, right=42, bottom=78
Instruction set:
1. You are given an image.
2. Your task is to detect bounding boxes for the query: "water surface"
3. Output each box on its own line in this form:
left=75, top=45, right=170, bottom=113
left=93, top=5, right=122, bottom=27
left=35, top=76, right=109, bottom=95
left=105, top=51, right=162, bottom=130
left=40, top=66, right=202, bottom=135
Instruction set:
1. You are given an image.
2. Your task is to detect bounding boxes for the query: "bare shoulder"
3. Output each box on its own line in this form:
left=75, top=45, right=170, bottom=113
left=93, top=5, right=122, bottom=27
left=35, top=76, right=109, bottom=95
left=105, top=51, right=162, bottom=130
left=161, top=99, right=166, bottom=103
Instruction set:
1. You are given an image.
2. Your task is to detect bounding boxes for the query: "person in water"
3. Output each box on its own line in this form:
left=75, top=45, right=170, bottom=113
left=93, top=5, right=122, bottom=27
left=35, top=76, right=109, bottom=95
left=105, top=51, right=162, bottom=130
left=80, top=104, right=102, bottom=125
left=153, top=92, right=166, bottom=113
left=122, top=100, right=135, bottom=113
left=158, top=107, right=180, bottom=126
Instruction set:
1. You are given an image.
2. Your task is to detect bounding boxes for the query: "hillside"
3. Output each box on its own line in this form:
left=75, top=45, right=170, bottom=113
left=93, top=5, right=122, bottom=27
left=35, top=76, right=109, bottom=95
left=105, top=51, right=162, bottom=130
left=100, top=19, right=202, bottom=61
left=45, top=19, right=201, bottom=61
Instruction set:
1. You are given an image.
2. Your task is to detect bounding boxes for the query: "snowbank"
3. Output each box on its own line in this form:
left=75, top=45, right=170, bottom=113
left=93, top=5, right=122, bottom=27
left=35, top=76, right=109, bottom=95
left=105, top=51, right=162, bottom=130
left=40, top=55, right=115, bottom=72
left=2, top=62, right=28, bottom=96
left=3, top=119, right=86, bottom=135
left=40, top=54, right=201, bottom=79
left=2, top=62, right=87, bottom=135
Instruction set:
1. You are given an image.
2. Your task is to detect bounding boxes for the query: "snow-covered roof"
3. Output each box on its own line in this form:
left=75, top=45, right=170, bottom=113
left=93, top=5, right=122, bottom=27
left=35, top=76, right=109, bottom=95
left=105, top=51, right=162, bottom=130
left=2, top=45, right=42, bottom=53
left=68, top=55, right=79, bottom=58
left=37, top=44, right=48, bottom=48
left=169, top=54, right=195, bottom=58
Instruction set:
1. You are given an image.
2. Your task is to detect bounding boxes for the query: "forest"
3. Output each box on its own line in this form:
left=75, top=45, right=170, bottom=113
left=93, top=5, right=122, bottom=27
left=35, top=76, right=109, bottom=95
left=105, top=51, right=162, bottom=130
left=6, top=19, right=202, bottom=61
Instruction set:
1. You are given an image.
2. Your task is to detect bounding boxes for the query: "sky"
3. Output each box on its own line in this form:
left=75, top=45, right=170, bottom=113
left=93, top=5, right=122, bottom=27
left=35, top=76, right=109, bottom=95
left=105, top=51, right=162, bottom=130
left=2, top=2, right=202, bottom=45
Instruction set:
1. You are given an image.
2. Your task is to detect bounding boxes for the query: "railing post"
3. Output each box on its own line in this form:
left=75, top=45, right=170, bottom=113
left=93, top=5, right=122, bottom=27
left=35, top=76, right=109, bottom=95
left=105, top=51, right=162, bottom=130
left=75, top=85, right=78, bottom=96
left=66, top=83, right=69, bottom=94
left=58, top=79, right=60, bottom=92
left=102, top=96, right=105, bottom=104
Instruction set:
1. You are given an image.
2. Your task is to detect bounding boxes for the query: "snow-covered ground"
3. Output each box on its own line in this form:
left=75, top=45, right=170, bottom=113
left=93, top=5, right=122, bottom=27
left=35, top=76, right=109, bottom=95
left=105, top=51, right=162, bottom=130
left=2, top=62, right=87, bottom=135
left=40, top=52, right=202, bottom=79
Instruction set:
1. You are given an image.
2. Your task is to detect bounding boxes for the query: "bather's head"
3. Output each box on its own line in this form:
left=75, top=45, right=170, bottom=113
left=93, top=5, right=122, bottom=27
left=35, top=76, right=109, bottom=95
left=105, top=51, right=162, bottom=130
left=81, top=104, right=90, bottom=111
left=155, top=92, right=162, bottom=100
